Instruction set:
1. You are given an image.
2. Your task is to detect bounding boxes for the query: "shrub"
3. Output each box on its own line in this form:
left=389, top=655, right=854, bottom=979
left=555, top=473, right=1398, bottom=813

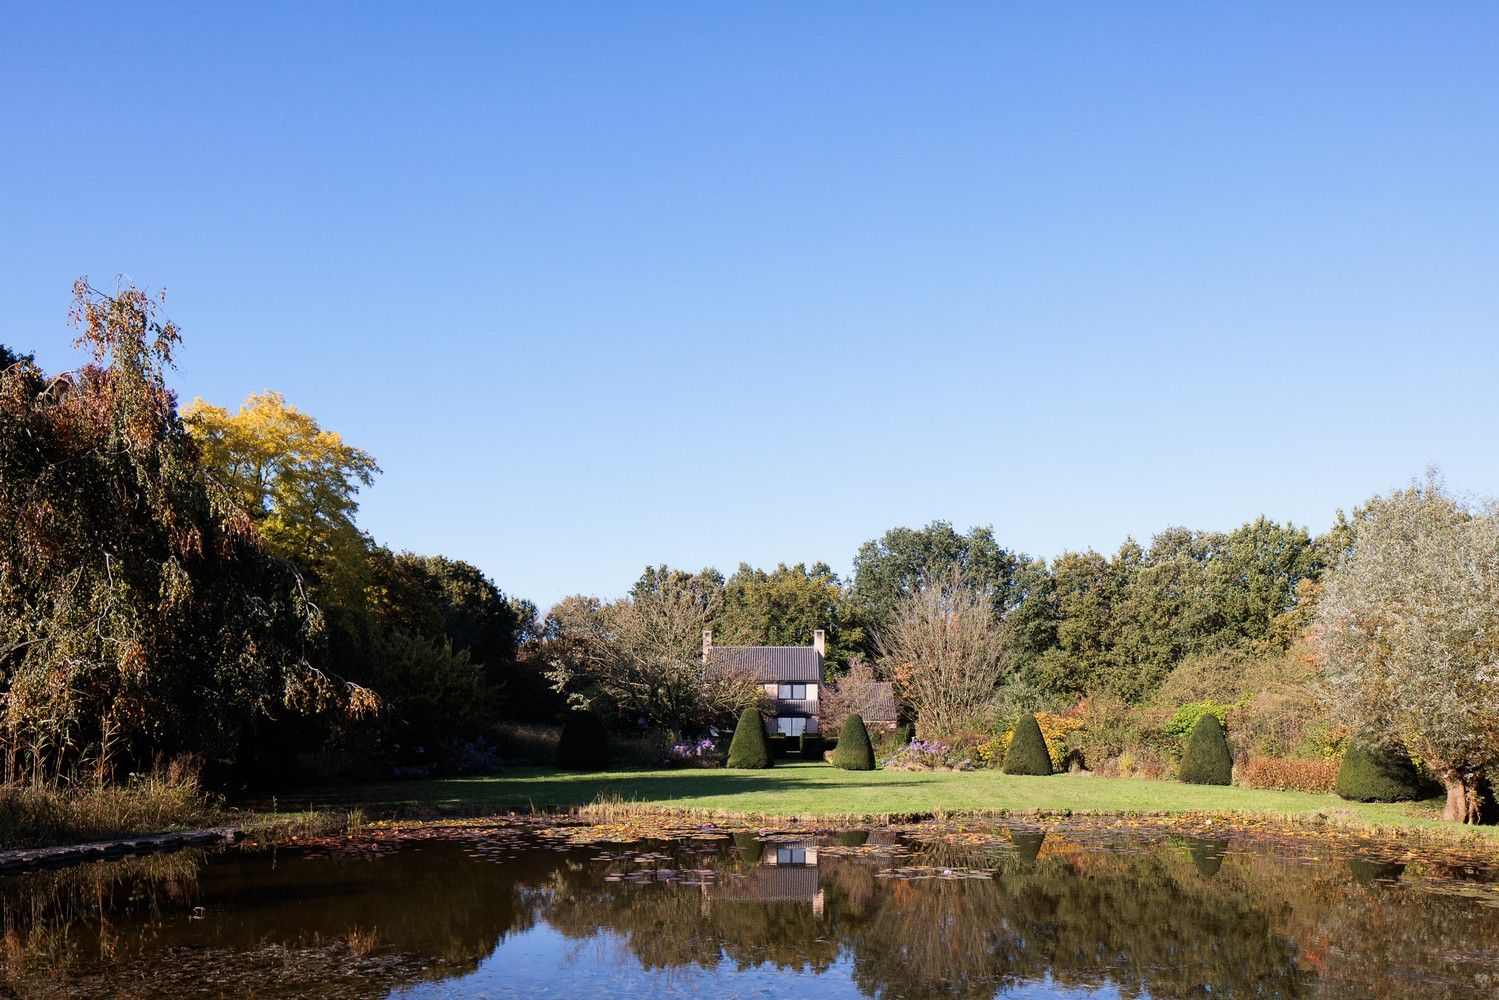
left=1238, top=756, right=1340, bottom=793
left=832, top=715, right=876, bottom=770
left=1002, top=714, right=1054, bottom=776
left=1335, top=743, right=1425, bottom=802
left=726, top=709, right=772, bottom=769
left=556, top=710, right=611, bottom=770
left=1166, top=701, right=1232, bottom=744
left=1178, top=714, right=1232, bottom=785
left=992, top=711, right=1086, bottom=770
left=883, top=739, right=968, bottom=771
left=665, top=737, right=719, bottom=768
left=799, top=733, right=824, bottom=759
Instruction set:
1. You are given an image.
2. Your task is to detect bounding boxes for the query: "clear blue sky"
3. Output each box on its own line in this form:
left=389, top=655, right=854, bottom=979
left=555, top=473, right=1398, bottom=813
left=4, top=4, right=1496, bottom=608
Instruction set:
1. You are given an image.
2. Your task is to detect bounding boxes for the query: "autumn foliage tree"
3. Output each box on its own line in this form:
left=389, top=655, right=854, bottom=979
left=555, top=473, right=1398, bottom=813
left=877, top=566, right=1008, bottom=737
left=0, top=281, right=371, bottom=783
left=1315, top=476, right=1499, bottom=823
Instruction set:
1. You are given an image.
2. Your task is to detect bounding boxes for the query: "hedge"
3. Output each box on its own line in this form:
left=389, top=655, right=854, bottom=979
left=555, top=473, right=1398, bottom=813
left=1178, top=714, right=1232, bottom=785
left=1002, top=713, right=1054, bottom=776
left=726, top=708, right=773, bottom=769
left=832, top=714, right=876, bottom=770
left=1335, top=742, right=1424, bottom=802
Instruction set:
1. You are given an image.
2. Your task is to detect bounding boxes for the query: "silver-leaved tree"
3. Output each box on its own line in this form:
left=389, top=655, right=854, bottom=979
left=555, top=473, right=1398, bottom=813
left=1315, top=475, right=1499, bottom=823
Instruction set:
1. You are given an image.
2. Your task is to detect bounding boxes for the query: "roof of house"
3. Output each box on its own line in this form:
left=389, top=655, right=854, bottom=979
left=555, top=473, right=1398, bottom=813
left=706, top=865, right=822, bottom=903
left=861, top=682, right=900, bottom=723
left=705, top=646, right=823, bottom=683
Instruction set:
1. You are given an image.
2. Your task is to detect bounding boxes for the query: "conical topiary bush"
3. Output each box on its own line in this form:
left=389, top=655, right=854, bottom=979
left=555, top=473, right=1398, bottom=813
left=1002, top=713, right=1054, bottom=775
left=726, top=708, right=772, bottom=768
left=832, top=714, right=876, bottom=770
left=556, top=710, right=610, bottom=770
left=1335, top=742, right=1424, bottom=802
left=1178, top=713, right=1232, bottom=785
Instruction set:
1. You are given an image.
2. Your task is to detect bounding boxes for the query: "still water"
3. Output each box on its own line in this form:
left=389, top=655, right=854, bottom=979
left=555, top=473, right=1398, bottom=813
left=2, top=823, right=1496, bottom=999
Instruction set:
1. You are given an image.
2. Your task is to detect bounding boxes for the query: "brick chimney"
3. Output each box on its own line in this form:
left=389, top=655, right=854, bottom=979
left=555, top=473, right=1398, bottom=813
left=702, top=628, right=713, bottom=663
left=812, top=629, right=826, bottom=658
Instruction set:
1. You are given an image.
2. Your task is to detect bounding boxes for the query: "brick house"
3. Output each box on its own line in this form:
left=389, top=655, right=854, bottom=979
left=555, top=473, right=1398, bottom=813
left=703, top=629, right=825, bottom=737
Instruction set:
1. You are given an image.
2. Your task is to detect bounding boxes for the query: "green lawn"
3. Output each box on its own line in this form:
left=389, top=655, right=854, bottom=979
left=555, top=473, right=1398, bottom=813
left=274, top=762, right=1493, bottom=837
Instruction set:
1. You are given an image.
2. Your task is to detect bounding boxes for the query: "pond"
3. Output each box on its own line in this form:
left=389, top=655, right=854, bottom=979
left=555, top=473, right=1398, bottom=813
left=3, top=821, right=1497, bottom=999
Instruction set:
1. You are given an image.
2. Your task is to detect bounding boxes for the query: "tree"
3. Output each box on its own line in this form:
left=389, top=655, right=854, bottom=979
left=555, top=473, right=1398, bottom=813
left=726, top=707, right=772, bottom=768
left=1178, top=714, right=1233, bottom=785
left=851, top=522, right=1026, bottom=633
left=831, top=714, right=875, bottom=770
left=183, top=390, right=379, bottom=607
left=0, top=280, right=371, bottom=782
left=543, top=572, right=754, bottom=731
left=819, top=660, right=892, bottom=734
left=1002, top=713, right=1053, bottom=775
left=715, top=562, right=861, bottom=672
left=1315, top=477, right=1499, bottom=822
left=876, top=565, right=1008, bottom=737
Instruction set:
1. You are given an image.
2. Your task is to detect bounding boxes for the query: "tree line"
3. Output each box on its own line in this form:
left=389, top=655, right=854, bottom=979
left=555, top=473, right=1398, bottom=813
left=4, top=281, right=1495, bottom=821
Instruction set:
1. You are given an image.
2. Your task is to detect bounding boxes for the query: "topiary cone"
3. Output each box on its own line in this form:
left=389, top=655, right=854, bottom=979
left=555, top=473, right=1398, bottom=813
left=1002, top=713, right=1054, bottom=776
left=832, top=714, right=876, bottom=770
left=726, top=708, right=773, bottom=768
left=556, top=710, right=610, bottom=770
left=1178, top=713, right=1232, bottom=785
left=1335, top=742, right=1424, bottom=802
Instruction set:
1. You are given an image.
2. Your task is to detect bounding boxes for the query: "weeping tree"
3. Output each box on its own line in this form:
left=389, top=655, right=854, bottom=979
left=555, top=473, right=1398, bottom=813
left=1315, top=476, right=1499, bottom=823
left=0, top=280, right=373, bottom=783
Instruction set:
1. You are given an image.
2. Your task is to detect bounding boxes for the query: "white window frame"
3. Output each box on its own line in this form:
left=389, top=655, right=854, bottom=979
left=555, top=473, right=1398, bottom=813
left=775, top=716, right=807, bottom=737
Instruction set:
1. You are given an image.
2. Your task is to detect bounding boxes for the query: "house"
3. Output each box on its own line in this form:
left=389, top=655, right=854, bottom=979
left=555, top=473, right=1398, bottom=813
left=703, top=629, right=824, bottom=737
left=820, top=661, right=901, bottom=734
left=705, top=840, right=825, bottom=915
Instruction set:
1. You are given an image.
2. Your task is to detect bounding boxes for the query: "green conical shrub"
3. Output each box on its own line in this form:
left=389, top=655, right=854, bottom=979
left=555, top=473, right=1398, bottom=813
left=1335, top=742, right=1424, bottom=802
left=726, top=708, right=772, bottom=768
left=732, top=832, right=764, bottom=864
left=837, top=830, right=869, bottom=847
left=556, top=710, right=610, bottom=770
left=831, top=714, right=876, bottom=770
left=1002, top=713, right=1054, bottom=776
left=1187, top=837, right=1227, bottom=878
left=1010, top=831, right=1046, bottom=863
left=1178, top=713, right=1232, bottom=785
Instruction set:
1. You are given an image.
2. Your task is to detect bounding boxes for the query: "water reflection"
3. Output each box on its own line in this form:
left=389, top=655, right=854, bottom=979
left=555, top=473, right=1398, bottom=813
left=3, top=825, right=1496, bottom=999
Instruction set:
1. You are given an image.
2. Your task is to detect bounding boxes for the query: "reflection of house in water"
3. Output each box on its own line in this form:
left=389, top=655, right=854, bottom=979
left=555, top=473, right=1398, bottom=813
left=705, top=841, right=825, bottom=917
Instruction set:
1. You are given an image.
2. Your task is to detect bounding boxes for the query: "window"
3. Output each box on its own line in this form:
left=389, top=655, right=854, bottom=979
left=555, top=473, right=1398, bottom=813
left=776, top=846, right=807, bottom=865
left=777, top=683, right=807, bottom=700
left=775, top=717, right=807, bottom=737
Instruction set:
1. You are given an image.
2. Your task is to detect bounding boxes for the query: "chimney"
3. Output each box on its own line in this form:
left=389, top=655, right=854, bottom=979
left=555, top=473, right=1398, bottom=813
left=812, top=629, right=825, bottom=657
left=702, top=628, right=713, bottom=663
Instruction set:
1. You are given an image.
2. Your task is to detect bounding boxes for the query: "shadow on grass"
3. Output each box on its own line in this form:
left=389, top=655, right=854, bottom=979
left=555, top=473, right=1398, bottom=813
left=274, top=769, right=930, bottom=814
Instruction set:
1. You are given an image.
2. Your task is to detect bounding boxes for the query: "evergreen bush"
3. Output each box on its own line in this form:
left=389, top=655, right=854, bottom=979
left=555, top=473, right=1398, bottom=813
left=832, top=714, right=876, bottom=770
left=1334, top=742, right=1425, bottom=802
left=799, top=733, right=824, bottom=759
left=1002, top=713, right=1054, bottom=775
left=556, top=710, right=610, bottom=770
left=726, top=709, right=772, bottom=769
left=1178, top=713, right=1233, bottom=785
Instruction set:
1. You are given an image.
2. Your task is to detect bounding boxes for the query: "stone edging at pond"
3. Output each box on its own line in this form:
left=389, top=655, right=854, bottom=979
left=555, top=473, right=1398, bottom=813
left=0, top=826, right=242, bottom=874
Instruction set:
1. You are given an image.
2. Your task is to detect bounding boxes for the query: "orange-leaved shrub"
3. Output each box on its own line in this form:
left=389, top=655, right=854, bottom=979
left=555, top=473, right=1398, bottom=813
left=1237, top=756, right=1340, bottom=793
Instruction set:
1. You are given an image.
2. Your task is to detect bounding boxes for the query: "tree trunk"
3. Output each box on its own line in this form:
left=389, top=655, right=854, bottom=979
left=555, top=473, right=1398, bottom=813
left=1440, top=770, right=1485, bottom=824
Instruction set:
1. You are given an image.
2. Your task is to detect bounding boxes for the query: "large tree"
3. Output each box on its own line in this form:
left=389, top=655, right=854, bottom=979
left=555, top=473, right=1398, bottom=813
left=0, top=281, right=369, bottom=781
left=851, top=521, right=1026, bottom=631
left=543, top=571, right=759, bottom=731
left=876, top=566, right=1008, bottom=737
left=1314, top=477, right=1499, bottom=823
left=183, top=390, right=378, bottom=607
left=715, top=561, right=861, bottom=671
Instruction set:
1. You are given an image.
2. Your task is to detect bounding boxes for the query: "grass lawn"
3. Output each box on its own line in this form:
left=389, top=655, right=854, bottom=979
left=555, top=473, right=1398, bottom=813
left=272, top=761, right=1495, bottom=838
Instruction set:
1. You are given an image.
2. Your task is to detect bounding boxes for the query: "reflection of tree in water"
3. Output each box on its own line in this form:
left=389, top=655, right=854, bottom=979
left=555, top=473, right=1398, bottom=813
left=5, top=832, right=1499, bottom=999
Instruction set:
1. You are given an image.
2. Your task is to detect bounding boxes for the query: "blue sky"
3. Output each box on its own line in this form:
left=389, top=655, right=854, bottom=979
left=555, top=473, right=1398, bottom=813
left=4, top=3, right=1497, bottom=608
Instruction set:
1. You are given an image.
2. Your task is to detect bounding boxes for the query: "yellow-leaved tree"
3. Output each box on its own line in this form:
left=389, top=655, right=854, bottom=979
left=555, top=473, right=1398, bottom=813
left=183, top=391, right=379, bottom=607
